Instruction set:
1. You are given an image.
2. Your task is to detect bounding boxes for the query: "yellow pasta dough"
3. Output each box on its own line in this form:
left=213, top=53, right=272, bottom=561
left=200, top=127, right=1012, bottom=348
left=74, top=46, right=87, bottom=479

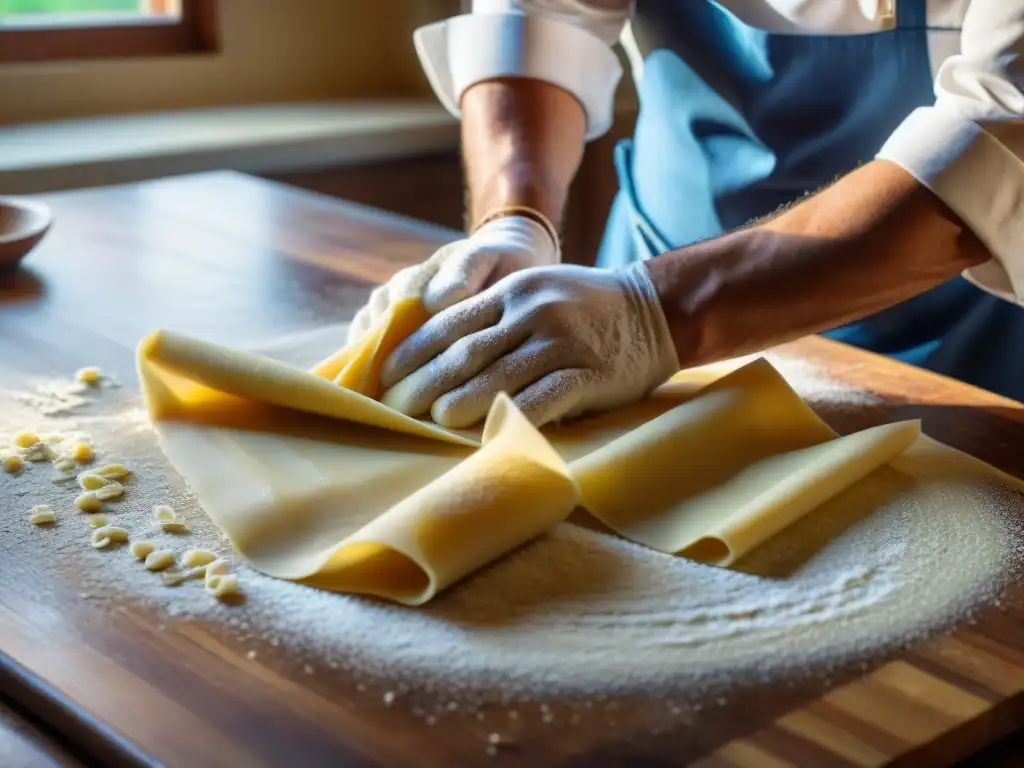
left=310, top=297, right=431, bottom=398
left=137, top=300, right=948, bottom=604
left=570, top=361, right=920, bottom=564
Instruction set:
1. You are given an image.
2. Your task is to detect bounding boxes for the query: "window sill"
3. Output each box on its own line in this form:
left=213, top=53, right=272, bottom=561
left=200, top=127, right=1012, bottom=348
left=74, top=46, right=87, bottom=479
left=0, top=100, right=460, bottom=194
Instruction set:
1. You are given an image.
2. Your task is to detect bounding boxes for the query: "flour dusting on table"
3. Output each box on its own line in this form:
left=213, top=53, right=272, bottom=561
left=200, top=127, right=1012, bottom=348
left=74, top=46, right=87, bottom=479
left=2, top=338, right=1021, bottom=710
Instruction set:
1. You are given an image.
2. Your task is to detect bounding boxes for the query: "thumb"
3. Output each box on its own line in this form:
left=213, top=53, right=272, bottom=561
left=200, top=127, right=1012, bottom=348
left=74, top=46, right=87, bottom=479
left=423, top=245, right=498, bottom=313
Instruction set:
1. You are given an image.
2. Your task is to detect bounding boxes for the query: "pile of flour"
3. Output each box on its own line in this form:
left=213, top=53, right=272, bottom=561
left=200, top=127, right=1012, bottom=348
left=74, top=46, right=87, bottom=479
left=1, top=347, right=1021, bottom=711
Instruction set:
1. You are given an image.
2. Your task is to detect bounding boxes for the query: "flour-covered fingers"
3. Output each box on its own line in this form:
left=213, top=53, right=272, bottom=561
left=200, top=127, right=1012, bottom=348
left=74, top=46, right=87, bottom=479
left=423, top=244, right=499, bottom=314
left=381, top=323, right=527, bottom=417
left=429, top=339, right=565, bottom=428
left=381, top=294, right=503, bottom=390
left=512, top=369, right=596, bottom=427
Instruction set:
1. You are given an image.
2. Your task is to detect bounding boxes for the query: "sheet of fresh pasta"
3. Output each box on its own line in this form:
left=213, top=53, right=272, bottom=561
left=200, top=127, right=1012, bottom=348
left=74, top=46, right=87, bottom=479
left=138, top=297, right=1006, bottom=606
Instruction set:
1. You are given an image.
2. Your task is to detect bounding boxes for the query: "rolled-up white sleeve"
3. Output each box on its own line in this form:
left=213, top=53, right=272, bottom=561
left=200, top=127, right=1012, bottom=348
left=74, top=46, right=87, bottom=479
left=877, top=0, right=1024, bottom=305
left=413, top=0, right=632, bottom=141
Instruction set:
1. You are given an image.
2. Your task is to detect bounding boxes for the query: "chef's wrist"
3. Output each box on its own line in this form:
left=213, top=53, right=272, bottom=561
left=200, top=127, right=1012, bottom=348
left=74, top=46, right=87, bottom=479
left=461, top=78, right=584, bottom=237
left=641, top=233, right=738, bottom=367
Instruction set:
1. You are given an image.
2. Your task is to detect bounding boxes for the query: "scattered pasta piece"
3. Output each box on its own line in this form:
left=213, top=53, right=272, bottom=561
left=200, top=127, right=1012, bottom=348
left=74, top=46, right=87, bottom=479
left=129, top=540, right=157, bottom=560
left=53, top=457, right=77, bottom=473
left=70, top=442, right=94, bottom=463
left=161, top=521, right=190, bottom=534
left=88, top=514, right=108, bottom=528
left=161, top=567, right=205, bottom=586
left=78, top=473, right=109, bottom=490
left=75, top=366, right=102, bottom=384
left=74, top=492, right=102, bottom=513
left=206, top=573, right=240, bottom=600
left=3, top=455, right=24, bottom=474
left=153, top=505, right=176, bottom=523
left=29, top=505, right=55, bottom=525
left=13, top=431, right=39, bottom=449
left=91, top=525, right=128, bottom=549
left=145, top=550, right=176, bottom=572
left=205, top=558, right=230, bottom=581
left=181, top=549, right=217, bottom=568
left=92, top=463, right=129, bottom=479
left=94, top=481, right=124, bottom=501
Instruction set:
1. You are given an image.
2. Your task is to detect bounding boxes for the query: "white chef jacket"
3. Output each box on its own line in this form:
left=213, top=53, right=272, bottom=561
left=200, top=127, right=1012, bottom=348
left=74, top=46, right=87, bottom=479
left=415, top=0, right=1024, bottom=307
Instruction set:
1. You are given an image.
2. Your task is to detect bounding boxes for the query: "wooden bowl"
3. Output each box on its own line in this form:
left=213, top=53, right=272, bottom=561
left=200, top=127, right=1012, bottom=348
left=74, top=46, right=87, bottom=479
left=0, top=198, right=52, bottom=270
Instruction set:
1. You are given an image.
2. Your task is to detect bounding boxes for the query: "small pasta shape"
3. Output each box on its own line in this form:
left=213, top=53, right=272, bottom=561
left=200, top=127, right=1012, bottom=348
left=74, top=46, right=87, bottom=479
left=160, top=521, right=190, bottom=534
left=29, top=505, right=55, bottom=525
left=92, top=463, right=129, bottom=479
left=74, top=492, right=102, bottom=513
left=206, top=573, right=239, bottom=600
left=53, top=457, right=77, bottom=473
left=153, top=505, right=176, bottom=523
left=70, top=442, right=94, bottom=463
left=78, top=473, right=109, bottom=490
left=94, top=481, right=124, bottom=501
left=88, top=513, right=108, bottom=528
left=13, top=431, right=39, bottom=448
left=129, top=540, right=157, bottom=560
left=205, top=558, right=230, bottom=581
left=91, top=525, right=128, bottom=549
left=144, top=550, right=176, bottom=571
left=161, top=567, right=205, bottom=586
left=75, top=366, right=102, bottom=384
left=181, top=549, right=217, bottom=568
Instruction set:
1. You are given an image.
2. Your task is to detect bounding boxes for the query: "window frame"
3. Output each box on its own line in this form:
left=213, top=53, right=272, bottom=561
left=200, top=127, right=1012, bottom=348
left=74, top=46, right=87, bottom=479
left=0, top=0, right=218, bottom=64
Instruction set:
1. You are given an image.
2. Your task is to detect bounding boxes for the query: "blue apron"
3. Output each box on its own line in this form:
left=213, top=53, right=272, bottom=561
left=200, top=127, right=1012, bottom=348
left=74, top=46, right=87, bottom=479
left=598, top=0, right=1024, bottom=401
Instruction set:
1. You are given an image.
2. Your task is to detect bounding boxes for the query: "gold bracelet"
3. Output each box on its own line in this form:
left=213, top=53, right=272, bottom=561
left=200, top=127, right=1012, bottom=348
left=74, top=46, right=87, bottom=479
left=471, top=205, right=560, bottom=251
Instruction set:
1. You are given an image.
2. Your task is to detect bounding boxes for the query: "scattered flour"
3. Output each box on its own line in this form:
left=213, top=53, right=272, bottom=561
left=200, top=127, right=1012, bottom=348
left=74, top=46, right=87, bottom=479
left=10, top=375, right=119, bottom=417
left=1, top=348, right=1021, bottom=717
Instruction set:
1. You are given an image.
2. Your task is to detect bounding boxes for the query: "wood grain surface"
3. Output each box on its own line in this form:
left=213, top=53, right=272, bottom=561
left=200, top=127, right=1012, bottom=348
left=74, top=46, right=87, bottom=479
left=1, top=171, right=1023, bottom=767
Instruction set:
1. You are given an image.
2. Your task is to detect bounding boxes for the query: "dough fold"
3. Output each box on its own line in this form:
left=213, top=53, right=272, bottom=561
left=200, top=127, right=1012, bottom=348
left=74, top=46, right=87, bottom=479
left=138, top=299, right=929, bottom=603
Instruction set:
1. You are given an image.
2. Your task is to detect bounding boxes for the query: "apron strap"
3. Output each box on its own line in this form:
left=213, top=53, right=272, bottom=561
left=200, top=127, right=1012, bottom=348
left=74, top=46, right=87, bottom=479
left=894, top=0, right=927, bottom=29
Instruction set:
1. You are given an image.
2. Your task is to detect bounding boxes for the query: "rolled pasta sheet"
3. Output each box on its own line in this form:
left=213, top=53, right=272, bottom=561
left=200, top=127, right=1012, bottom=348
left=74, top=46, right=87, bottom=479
left=570, top=359, right=920, bottom=566
left=306, top=394, right=581, bottom=605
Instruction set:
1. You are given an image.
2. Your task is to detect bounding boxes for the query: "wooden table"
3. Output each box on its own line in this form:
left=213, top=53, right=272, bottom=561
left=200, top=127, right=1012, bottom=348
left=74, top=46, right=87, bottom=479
left=2, top=171, right=1023, bottom=767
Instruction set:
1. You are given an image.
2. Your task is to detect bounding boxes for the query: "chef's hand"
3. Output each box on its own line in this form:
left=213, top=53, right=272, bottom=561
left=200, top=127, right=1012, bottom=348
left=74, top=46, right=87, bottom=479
left=379, top=262, right=679, bottom=428
left=347, top=215, right=558, bottom=344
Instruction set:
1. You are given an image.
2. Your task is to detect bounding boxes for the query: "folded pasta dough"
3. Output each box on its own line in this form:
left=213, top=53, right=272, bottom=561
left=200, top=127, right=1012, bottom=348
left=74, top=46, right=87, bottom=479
left=138, top=326, right=476, bottom=447
left=569, top=359, right=921, bottom=565
left=310, top=297, right=430, bottom=398
left=138, top=304, right=926, bottom=604
left=308, top=395, right=580, bottom=604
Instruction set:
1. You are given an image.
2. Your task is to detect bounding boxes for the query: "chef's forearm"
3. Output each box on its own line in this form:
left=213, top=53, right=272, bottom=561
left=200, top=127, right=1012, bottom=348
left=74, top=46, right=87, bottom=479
left=645, top=160, right=992, bottom=365
left=461, top=78, right=586, bottom=233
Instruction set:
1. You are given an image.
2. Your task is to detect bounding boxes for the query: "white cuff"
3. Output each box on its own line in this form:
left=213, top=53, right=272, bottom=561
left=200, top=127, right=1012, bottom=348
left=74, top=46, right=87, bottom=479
left=413, top=13, right=623, bottom=142
left=878, top=106, right=1024, bottom=306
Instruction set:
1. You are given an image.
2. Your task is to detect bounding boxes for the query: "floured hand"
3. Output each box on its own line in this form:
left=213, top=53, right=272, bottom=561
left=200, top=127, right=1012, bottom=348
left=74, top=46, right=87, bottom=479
left=347, top=215, right=558, bottom=345
left=380, top=262, right=679, bottom=428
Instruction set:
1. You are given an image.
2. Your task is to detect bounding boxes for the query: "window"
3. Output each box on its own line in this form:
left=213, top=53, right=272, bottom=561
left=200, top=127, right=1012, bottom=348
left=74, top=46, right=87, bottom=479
left=0, top=0, right=217, bottom=63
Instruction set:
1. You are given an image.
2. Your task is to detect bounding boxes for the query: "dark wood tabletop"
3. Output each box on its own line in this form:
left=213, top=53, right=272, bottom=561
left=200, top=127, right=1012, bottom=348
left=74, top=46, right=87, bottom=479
left=1, top=171, right=1023, bottom=767
left=0, top=697, right=83, bottom=768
